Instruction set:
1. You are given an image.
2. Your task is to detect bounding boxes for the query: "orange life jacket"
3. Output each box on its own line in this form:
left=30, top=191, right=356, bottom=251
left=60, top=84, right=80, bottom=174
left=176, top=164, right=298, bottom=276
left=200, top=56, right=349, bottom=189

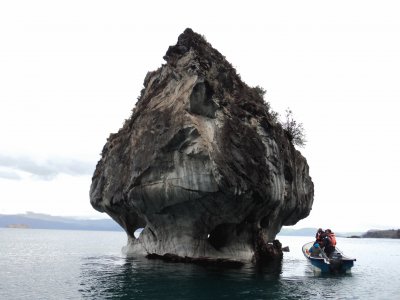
left=328, top=233, right=337, bottom=246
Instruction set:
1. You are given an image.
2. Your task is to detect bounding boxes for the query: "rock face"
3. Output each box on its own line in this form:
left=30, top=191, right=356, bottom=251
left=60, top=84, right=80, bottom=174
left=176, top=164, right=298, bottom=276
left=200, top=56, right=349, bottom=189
left=90, top=28, right=314, bottom=262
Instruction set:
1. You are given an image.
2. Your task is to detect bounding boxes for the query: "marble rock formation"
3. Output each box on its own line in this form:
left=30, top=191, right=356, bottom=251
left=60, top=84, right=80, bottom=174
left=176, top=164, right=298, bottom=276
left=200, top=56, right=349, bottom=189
left=90, top=28, right=314, bottom=263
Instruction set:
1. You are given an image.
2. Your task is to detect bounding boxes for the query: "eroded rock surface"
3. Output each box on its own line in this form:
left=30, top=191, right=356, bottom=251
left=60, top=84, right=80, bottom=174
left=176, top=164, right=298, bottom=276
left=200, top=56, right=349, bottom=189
left=90, top=28, right=314, bottom=263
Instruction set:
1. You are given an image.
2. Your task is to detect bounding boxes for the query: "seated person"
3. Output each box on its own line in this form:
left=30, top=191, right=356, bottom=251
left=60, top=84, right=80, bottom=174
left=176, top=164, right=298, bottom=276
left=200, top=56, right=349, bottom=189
left=309, top=242, right=321, bottom=257
left=315, top=228, right=324, bottom=241
left=315, top=228, right=326, bottom=246
left=322, top=234, right=335, bottom=257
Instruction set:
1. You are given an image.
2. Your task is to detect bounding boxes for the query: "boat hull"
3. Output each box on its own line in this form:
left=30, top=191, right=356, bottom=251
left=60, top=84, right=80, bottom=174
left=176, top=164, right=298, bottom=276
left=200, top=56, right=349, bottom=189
left=302, top=242, right=356, bottom=274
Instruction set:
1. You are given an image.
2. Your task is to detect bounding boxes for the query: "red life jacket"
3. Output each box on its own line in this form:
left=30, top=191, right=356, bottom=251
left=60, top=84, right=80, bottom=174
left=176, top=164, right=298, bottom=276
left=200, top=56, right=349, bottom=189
left=328, top=233, right=337, bottom=246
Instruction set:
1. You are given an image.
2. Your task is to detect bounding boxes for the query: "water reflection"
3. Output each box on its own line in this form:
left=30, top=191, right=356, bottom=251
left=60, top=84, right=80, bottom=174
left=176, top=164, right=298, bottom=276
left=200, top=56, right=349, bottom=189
left=79, top=254, right=362, bottom=299
left=79, top=256, right=285, bottom=299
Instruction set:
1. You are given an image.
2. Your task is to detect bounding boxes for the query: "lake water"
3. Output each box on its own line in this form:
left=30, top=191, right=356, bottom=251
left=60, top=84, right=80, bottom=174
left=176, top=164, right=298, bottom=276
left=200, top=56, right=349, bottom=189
left=1, top=228, right=399, bottom=299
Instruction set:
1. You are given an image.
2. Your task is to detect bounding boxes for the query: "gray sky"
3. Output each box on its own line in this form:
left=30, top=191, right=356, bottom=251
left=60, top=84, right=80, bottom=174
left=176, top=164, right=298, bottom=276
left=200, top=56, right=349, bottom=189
left=1, top=1, right=399, bottom=231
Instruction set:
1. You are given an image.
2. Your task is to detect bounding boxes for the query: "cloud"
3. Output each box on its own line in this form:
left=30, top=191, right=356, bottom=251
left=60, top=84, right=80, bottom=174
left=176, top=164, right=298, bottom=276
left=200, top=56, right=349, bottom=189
left=0, top=169, right=22, bottom=180
left=0, top=154, right=96, bottom=180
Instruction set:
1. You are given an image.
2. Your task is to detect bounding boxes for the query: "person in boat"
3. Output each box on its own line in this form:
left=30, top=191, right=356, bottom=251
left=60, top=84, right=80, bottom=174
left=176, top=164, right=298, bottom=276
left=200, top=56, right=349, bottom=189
left=326, top=229, right=336, bottom=246
left=322, top=229, right=336, bottom=257
left=315, top=228, right=325, bottom=246
left=309, top=242, right=321, bottom=257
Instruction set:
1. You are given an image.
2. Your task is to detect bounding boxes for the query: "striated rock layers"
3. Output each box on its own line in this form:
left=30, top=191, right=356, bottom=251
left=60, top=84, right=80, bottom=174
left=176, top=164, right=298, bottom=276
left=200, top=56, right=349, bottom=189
left=90, top=28, right=314, bottom=263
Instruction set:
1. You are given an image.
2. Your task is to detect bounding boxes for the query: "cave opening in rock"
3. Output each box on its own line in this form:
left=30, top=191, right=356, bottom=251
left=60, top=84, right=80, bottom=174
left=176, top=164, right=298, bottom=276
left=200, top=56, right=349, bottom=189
left=207, top=223, right=236, bottom=250
left=134, top=228, right=144, bottom=239
left=260, top=216, right=270, bottom=228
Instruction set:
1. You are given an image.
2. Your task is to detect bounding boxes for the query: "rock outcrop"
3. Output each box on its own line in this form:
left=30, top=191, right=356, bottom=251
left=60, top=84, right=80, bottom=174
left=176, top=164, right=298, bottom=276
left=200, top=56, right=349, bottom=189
left=90, top=28, right=314, bottom=263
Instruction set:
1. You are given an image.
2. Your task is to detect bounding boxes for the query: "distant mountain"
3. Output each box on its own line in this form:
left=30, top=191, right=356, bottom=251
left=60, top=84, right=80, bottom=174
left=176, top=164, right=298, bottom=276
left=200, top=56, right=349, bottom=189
left=0, top=212, right=124, bottom=232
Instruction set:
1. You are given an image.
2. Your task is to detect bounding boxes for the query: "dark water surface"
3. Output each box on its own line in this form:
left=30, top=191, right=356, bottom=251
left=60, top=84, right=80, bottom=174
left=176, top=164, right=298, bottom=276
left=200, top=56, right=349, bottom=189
left=1, top=228, right=399, bottom=299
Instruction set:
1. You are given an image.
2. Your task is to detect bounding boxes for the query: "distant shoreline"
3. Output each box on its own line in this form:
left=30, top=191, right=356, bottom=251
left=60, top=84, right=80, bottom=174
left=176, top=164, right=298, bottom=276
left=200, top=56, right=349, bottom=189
left=361, top=229, right=400, bottom=239
left=278, top=227, right=400, bottom=239
left=6, top=224, right=30, bottom=229
left=1, top=213, right=398, bottom=238
left=0, top=213, right=123, bottom=232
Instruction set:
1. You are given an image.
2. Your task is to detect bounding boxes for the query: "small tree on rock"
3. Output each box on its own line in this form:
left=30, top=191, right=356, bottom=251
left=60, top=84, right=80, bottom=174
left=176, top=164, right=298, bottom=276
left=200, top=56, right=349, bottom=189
left=253, top=85, right=267, bottom=99
left=282, top=108, right=306, bottom=147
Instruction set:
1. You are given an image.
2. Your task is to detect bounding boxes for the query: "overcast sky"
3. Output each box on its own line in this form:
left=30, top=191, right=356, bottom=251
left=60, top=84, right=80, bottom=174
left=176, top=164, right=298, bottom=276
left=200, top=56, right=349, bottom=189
left=1, top=1, right=399, bottom=232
